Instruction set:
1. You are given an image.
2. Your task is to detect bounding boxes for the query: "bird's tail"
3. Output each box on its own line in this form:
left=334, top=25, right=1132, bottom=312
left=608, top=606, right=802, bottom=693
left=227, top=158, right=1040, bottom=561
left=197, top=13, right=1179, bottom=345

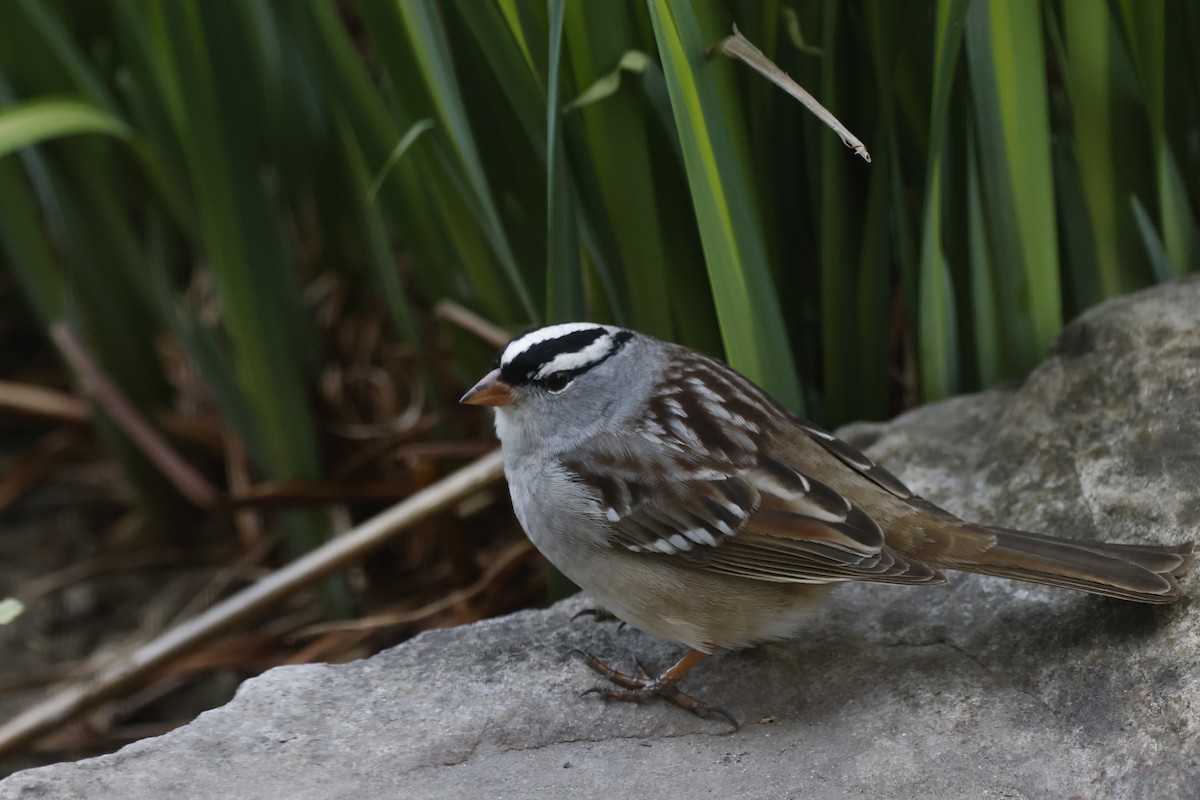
left=954, top=526, right=1193, bottom=604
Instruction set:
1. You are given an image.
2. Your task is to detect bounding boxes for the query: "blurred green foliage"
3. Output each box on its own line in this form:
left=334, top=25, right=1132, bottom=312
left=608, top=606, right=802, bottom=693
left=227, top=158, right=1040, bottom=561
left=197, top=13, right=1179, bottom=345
left=0, top=0, right=1197, bottom=553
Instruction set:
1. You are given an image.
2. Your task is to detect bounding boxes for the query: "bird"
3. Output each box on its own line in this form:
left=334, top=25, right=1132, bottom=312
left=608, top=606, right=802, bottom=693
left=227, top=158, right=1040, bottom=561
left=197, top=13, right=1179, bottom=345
left=460, top=322, right=1193, bottom=726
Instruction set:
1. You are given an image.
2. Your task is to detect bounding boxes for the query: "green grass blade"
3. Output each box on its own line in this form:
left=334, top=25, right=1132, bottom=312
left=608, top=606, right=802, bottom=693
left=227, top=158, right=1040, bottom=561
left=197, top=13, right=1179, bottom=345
left=340, top=116, right=420, bottom=344
left=351, top=0, right=534, bottom=323
left=545, top=0, right=583, bottom=322
left=965, top=0, right=1061, bottom=376
left=1130, top=194, right=1176, bottom=283
left=564, top=2, right=672, bottom=338
left=1062, top=2, right=1120, bottom=298
left=1050, top=134, right=1103, bottom=314
left=496, top=0, right=538, bottom=72
left=451, top=0, right=547, bottom=160
left=144, top=2, right=335, bottom=566
left=0, top=97, right=129, bottom=156
left=917, top=197, right=959, bottom=401
left=818, top=0, right=857, bottom=419
left=366, top=119, right=435, bottom=204
left=966, top=131, right=1002, bottom=386
left=564, top=50, right=653, bottom=113
left=396, top=0, right=538, bottom=321
left=915, top=0, right=969, bottom=400
left=1114, top=1, right=1192, bottom=277
left=1154, top=143, right=1196, bottom=276
left=0, top=156, right=65, bottom=323
left=1060, top=1, right=1149, bottom=298
left=646, top=0, right=802, bottom=411
left=11, top=0, right=118, bottom=109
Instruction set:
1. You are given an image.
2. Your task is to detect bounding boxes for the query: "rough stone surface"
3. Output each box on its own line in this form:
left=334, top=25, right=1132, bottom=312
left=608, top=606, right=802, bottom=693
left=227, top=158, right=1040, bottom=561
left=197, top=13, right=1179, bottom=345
left=3, top=278, right=1199, bottom=800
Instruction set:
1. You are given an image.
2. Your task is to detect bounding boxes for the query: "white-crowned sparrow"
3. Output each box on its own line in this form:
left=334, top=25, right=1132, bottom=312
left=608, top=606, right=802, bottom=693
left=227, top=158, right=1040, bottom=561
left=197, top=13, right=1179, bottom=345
left=462, top=322, right=1193, bottom=724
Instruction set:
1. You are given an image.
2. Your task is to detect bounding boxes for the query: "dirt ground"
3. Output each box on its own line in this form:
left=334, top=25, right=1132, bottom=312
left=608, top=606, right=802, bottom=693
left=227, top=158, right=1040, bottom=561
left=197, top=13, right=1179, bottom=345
left=0, top=302, right=541, bottom=778
left=0, top=430, right=542, bottom=779
left=0, top=439, right=250, bottom=778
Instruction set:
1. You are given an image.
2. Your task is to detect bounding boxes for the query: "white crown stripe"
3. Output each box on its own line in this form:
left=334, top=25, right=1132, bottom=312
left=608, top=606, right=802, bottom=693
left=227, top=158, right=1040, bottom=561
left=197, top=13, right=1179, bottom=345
left=500, top=322, right=619, bottom=367
left=533, top=335, right=617, bottom=379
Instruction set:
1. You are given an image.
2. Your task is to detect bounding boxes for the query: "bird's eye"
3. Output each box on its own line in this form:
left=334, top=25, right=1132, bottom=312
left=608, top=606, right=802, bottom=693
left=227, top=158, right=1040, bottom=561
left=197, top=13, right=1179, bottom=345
left=543, top=372, right=573, bottom=393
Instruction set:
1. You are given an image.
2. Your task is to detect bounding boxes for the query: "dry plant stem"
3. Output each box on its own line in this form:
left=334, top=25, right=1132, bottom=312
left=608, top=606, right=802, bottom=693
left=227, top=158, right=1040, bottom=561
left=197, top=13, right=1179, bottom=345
left=293, top=538, right=534, bottom=637
left=0, top=665, right=80, bottom=697
left=0, top=428, right=79, bottom=509
left=50, top=323, right=221, bottom=508
left=329, top=412, right=442, bottom=479
left=0, top=377, right=222, bottom=452
left=433, top=299, right=513, bottom=349
left=0, top=448, right=506, bottom=760
left=0, top=380, right=89, bottom=423
left=327, top=377, right=426, bottom=439
left=221, top=478, right=426, bottom=509
left=224, top=428, right=264, bottom=548
left=710, top=25, right=871, bottom=163
left=20, top=545, right=236, bottom=602
left=389, top=440, right=498, bottom=461
left=162, top=534, right=278, bottom=635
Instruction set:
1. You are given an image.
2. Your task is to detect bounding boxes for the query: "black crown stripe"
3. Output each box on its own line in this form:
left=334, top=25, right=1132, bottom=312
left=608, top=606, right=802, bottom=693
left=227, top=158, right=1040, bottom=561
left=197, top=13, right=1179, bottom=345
left=500, top=327, right=632, bottom=386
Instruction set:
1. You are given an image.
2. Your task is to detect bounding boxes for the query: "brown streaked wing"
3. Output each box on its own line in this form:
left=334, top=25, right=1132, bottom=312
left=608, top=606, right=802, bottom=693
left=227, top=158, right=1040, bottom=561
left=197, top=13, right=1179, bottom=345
left=561, top=430, right=759, bottom=558
left=797, top=420, right=916, bottom=500
left=563, top=432, right=945, bottom=585
left=586, top=473, right=759, bottom=557
left=702, top=540, right=945, bottom=585
left=702, top=462, right=945, bottom=585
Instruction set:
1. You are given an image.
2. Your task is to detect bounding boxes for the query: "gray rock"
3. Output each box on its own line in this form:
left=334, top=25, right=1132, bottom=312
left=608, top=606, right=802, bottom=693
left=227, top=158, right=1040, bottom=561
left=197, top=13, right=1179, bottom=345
left=4, top=278, right=1199, bottom=800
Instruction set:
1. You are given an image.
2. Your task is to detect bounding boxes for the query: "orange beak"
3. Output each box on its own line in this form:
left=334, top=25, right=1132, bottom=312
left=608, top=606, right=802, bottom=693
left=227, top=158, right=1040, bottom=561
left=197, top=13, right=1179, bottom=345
left=460, top=368, right=515, bottom=407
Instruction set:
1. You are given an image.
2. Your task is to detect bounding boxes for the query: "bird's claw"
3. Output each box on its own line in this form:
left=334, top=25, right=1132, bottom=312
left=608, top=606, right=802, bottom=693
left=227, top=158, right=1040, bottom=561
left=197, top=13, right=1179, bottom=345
left=569, top=648, right=739, bottom=730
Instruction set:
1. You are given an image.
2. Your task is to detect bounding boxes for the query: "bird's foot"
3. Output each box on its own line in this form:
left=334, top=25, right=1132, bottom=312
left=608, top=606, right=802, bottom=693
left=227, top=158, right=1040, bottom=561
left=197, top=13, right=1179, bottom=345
left=570, top=648, right=738, bottom=730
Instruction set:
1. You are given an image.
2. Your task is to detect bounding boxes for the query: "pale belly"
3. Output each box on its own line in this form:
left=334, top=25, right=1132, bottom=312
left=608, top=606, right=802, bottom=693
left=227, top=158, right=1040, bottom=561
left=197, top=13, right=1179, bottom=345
left=507, top=458, right=830, bottom=652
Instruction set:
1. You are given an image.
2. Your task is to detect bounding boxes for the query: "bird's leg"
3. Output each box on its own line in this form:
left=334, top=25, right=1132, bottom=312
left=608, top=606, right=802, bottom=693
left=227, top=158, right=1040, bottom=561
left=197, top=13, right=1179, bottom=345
left=571, top=648, right=738, bottom=729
